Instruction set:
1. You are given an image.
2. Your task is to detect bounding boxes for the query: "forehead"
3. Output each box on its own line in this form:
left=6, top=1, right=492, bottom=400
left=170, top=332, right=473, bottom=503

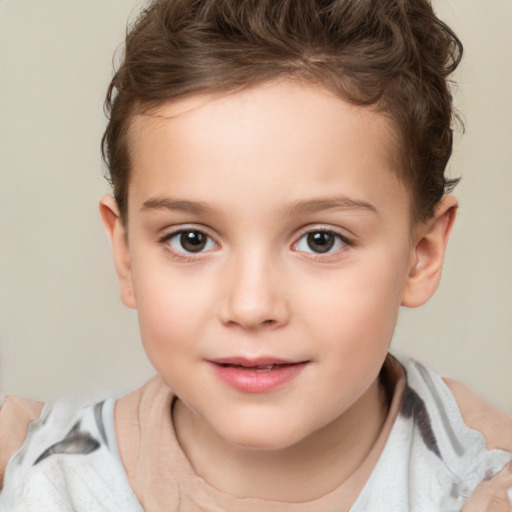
left=126, top=81, right=408, bottom=219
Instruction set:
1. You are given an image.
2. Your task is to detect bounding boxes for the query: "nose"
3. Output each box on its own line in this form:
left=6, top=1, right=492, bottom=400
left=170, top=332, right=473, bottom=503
left=219, top=250, right=290, bottom=330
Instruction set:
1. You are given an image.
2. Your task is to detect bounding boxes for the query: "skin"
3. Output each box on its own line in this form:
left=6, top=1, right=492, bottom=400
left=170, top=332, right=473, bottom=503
left=100, top=80, right=457, bottom=501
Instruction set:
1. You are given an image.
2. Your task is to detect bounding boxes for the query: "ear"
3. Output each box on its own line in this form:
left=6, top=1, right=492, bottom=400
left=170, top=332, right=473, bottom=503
left=99, top=195, right=136, bottom=309
left=401, top=195, right=458, bottom=308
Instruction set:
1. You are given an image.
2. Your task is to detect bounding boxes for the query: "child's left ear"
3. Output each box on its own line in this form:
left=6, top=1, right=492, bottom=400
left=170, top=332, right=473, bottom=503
left=401, top=195, right=458, bottom=308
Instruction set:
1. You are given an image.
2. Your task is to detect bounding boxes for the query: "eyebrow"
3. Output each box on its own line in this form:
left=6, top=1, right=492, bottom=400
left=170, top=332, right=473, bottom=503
left=141, top=197, right=215, bottom=215
left=141, top=195, right=378, bottom=217
left=284, top=196, right=378, bottom=216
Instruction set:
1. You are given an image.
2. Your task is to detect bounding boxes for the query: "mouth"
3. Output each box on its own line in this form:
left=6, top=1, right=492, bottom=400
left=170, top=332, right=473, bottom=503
left=218, top=362, right=292, bottom=372
left=209, top=357, right=306, bottom=369
left=207, top=357, right=309, bottom=393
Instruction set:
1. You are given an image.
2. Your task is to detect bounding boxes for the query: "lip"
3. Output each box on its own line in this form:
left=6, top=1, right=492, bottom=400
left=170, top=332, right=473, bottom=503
left=208, top=357, right=309, bottom=393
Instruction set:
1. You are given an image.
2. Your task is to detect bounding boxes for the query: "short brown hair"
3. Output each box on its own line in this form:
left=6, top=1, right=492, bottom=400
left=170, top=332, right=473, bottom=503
left=102, top=0, right=462, bottom=223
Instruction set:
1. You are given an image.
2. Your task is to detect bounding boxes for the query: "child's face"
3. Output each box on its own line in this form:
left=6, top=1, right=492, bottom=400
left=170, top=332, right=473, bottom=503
left=105, top=81, right=430, bottom=450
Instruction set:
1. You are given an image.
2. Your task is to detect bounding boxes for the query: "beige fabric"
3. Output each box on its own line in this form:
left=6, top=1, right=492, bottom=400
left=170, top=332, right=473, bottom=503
left=444, top=378, right=512, bottom=451
left=461, top=462, right=512, bottom=512
left=0, top=396, right=43, bottom=488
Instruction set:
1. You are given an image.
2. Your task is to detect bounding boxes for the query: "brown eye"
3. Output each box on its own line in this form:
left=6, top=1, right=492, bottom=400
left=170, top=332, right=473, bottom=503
left=180, top=231, right=207, bottom=252
left=294, top=230, right=348, bottom=255
left=306, top=232, right=335, bottom=253
left=167, top=230, right=217, bottom=254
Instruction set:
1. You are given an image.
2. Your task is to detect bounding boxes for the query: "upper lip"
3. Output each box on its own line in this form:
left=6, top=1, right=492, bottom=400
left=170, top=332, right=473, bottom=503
left=208, top=357, right=306, bottom=367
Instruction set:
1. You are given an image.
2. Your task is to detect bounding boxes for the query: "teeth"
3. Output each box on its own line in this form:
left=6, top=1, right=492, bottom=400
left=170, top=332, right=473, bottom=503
left=256, top=364, right=275, bottom=372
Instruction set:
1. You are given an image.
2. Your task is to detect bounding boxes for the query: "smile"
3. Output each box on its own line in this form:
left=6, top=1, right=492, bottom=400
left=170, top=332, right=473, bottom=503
left=208, top=358, right=309, bottom=393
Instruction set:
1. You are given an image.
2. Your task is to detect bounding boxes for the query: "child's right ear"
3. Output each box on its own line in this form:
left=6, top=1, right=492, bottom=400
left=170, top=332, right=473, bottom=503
left=99, top=195, right=136, bottom=309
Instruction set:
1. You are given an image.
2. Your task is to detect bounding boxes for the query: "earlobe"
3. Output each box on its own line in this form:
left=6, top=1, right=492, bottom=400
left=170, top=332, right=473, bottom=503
left=401, top=195, right=458, bottom=308
left=99, top=195, right=136, bottom=309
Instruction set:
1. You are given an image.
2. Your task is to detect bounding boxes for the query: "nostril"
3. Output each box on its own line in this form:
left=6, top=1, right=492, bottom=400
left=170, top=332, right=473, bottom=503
left=219, top=285, right=290, bottom=329
left=224, top=317, right=278, bottom=330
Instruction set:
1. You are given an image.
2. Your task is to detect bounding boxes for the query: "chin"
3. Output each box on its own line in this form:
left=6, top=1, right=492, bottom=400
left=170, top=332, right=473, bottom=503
left=218, top=422, right=310, bottom=453
left=228, top=437, right=297, bottom=452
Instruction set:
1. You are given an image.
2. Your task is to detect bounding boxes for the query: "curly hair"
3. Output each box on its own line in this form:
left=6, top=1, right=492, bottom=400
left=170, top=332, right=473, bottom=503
left=102, top=0, right=462, bottom=224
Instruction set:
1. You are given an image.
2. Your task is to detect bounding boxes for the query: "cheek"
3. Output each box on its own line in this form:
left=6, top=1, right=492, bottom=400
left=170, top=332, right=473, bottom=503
left=302, top=251, right=409, bottom=365
left=130, top=261, right=216, bottom=361
left=307, top=260, right=406, bottom=328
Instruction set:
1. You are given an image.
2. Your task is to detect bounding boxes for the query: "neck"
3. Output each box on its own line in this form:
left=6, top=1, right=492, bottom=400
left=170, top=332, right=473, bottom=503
left=173, top=379, right=389, bottom=502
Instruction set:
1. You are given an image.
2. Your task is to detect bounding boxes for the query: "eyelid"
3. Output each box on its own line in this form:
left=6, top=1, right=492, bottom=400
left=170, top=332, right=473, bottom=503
left=158, top=224, right=220, bottom=256
left=291, top=225, right=353, bottom=258
left=293, top=225, right=353, bottom=243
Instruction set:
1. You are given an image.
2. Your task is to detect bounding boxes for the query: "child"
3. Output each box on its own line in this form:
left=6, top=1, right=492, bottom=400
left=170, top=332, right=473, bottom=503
left=1, top=0, right=511, bottom=510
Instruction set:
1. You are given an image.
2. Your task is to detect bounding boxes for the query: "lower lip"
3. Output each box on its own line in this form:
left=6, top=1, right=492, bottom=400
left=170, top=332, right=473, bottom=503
left=209, top=362, right=308, bottom=393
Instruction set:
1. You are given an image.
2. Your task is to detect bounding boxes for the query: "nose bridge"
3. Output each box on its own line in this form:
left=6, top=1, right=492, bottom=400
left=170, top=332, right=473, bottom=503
left=220, top=243, right=288, bottom=329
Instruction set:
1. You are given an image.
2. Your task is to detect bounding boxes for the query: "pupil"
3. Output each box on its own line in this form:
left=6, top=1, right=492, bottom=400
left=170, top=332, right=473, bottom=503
left=307, top=232, right=334, bottom=253
left=181, top=231, right=206, bottom=252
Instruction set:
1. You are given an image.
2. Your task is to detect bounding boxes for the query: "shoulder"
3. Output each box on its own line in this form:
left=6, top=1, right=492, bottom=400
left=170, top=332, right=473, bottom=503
left=0, top=395, right=44, bottom=487
left=443, top=377, right=512, bottom=451
left=395, top=359, right=512, bottom=511
left=445, top=380, right=512, bottom=512
left=401, top=358, right=512, bottom=452
left=0, top=398, right=143, bottom=510
left=114, top=375, right=172, bottom=478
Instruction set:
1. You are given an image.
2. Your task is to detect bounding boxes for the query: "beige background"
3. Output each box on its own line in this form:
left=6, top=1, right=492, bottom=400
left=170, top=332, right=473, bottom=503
left=1, top=0, right=511, bottom=410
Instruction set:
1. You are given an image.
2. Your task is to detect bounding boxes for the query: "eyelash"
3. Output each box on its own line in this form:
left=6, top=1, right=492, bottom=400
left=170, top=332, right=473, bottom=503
left=158, top=228, right=219, bottom=262
left=293, top=228, right=353, bottom=261
left=158, top=226, right=353, bottom=261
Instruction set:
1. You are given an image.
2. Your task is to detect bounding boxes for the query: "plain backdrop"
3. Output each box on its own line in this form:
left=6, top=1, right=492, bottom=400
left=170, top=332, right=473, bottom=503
left=1, top=0, right=511, bottom=410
